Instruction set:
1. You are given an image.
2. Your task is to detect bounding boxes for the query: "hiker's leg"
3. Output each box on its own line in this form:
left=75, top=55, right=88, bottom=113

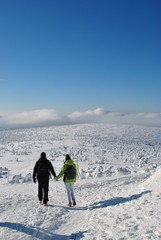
left=38, top=183, right=43, bottom=201
left=43, top=181, right=49, bottom=204
left=65, top=182, right=72, bottom=203
left=70, top=183, right=75, bottom=200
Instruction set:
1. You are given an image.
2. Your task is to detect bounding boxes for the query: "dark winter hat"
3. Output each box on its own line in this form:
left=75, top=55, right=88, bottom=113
left=41, top=152, right=46, bottom=158
left=65, top=154, right=71, bottom=160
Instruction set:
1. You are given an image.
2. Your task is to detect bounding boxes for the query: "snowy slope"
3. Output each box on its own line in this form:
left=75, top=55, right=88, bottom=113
left=0, top=123, right=161, bottom=240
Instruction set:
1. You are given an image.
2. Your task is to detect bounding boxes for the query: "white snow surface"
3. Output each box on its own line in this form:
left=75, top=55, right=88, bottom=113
left=0, top=123, right=161, bottom=240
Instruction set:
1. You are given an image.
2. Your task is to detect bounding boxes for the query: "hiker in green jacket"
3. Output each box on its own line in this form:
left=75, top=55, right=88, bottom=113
left=55, top=154, right=77, bottom=207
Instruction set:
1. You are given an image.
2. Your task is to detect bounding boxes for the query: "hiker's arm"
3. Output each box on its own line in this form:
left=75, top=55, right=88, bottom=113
left=74, top=164, right=78, bottom=178
left=56, top=165, right=65, bottom=180
left=33, top=162, right=38, bottom=183
left=49, top=162, right=56, bottom=177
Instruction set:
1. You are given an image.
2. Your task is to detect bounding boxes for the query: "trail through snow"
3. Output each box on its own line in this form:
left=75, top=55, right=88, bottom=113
left=0, top=123, right=161, bottom=239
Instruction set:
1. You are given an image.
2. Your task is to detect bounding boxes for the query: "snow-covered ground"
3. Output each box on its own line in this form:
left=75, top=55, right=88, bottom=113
left=0, top=123, right=161, bottom=239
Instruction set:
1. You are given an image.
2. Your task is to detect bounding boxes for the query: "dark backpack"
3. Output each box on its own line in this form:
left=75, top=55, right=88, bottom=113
left=65, top=165, right=76, bottom=179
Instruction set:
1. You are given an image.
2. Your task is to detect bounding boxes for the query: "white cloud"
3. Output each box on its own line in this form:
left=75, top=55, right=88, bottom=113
left=68, top=108, right=110, bottom=120
left=1, top=109, right=64, bottom=128
left=0, top=108, right=160, bottom=129
left=110, top=112, right=161, bottom=127
left=7, top=109, right=61, bottom=124
left=68, top=108, right=161, bottom=127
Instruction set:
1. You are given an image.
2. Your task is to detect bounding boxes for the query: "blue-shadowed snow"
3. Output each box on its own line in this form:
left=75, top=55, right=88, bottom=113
left=0, top=123, right=161, bottom=239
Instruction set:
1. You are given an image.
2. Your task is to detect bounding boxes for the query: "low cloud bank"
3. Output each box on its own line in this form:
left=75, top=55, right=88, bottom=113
left=68, top=108, right=111, bottom=121
left=0, top=109, right=65, bottom=129
left=0, top=108, right=160, bottom=129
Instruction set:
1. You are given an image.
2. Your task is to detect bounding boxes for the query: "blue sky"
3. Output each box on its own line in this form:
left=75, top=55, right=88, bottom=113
left=0, top=0, right=161, bottom=128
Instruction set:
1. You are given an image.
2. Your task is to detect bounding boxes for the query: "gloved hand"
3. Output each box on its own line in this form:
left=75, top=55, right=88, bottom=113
left=33, top=177, right=37, bottom=183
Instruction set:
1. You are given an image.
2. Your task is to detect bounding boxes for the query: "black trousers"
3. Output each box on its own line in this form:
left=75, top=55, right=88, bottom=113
left=37, top=175, right=49, bottom=204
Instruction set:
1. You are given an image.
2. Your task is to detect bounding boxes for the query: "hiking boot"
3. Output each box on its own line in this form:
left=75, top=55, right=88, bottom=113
left=68, top=202, right=72, bottom=207
left=72, top=199, right=76, bottom=206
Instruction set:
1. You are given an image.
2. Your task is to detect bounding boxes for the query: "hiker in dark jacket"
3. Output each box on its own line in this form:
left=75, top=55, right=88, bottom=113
left=33, top=152, right=56, bottom=206
left=55, top=154, right=77, bottom=207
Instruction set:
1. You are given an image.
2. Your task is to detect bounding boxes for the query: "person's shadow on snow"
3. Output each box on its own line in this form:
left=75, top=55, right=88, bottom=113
left=89, top=190, right=152, bottom=210
left=0, top=222, right=85, bottom=240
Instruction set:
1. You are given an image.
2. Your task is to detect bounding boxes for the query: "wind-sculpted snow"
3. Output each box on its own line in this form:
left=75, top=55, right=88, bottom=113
left=0, top=123, right=161, bottom=239
left=0, top=167, right=8, bottom=178
left=0, top=123, right=160, bottom=179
